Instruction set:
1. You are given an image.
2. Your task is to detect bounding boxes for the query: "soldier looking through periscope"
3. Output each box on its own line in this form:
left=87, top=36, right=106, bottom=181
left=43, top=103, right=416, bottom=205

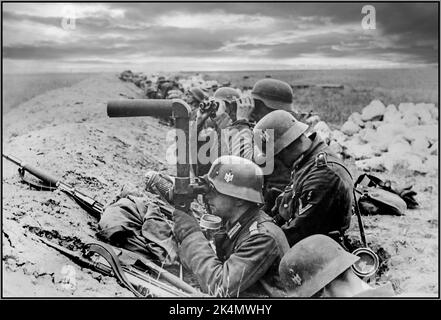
left=173, top=156, right=289, bottom=297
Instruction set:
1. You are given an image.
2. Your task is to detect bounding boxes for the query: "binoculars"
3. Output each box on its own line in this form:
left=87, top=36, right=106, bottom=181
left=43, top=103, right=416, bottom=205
left=145, top=170, right=210, bottom=206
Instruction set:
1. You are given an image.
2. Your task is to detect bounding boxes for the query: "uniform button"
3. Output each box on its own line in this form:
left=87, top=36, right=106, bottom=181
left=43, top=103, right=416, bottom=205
left=283, top=204, right=288, bottom=208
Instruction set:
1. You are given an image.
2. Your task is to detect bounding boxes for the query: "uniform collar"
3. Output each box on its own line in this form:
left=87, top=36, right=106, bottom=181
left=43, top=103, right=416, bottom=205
left=225, top=206, right=259, bottom=239
left=291, top=132, right=327, bottom=171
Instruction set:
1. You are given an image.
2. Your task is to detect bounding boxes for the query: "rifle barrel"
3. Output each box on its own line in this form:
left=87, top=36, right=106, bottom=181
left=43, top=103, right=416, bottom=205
left=3, top=153, right=60, bottom=186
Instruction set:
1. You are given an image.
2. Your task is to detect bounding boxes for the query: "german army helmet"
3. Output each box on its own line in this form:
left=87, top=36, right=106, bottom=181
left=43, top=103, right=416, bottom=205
left=279, top=234, right=359, bottom=297
left=251, top=79, right=294, bottom=112
left=205, top=155, right=264, bottom=204
left=254, top=110, right=309, bottom=155
left=214, top=87, right=240, bottom=103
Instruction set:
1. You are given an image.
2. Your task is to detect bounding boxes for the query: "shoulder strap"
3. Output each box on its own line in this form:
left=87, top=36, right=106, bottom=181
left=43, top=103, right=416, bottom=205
left=84, top=242, right=146, bottom=297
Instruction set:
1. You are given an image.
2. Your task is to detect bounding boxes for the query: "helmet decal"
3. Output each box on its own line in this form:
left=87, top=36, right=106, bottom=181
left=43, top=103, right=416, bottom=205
left=224, top=171, right=234, bottom=183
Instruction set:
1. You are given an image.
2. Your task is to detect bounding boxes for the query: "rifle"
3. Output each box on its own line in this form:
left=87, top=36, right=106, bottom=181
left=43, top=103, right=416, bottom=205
left=3, top=153, right=104, bottom=220
left=39, top=237, right=200, bottom=297
left=3, top=153, right=174, bottom=220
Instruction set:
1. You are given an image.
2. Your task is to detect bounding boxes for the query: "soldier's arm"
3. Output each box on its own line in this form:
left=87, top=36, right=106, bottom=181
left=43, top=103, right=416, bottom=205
left=282, top=169, right=340, bottom=246
left=178, top=231, right=279, bottom=297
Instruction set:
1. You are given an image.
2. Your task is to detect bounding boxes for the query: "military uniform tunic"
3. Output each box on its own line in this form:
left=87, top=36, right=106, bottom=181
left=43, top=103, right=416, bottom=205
left=275, top=133, right=354, bottom=246
left=178, top=208, right=289, bottom=297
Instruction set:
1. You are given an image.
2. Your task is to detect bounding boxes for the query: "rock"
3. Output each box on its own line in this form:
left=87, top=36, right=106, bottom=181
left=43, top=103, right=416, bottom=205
left=329, top=140, right=343, bottom=154
left=414, top=104, right=434, bottom=125
left=348, top=112, right=364, bottom=127
left=381, top=152, right=425, bottom=173
left=361, top=100, right=386, bottom=121
left=388, top=140, right=412, bottom=155
left=359, top=128, right=377, bottom=144
left=383, top=104, right=402, bottom=123
left=355, top=157, right=386, bottom=172
left=314, top=121, right=332, bottom=142
left=428, top=144, right=438, bottom=156
left=398, top=102, right=416, bottom=116
left=305, top=115, right=320, bottom=126
left=412, top=135, right=431, bottom=154
left=364, top=121, right=375, bottom=129
left=425, top=103, right=438, bottom=120
left=401, top=113, right=420, bottom=127
left=341, top=120, right=360, bottom=136
left=331, top=130, right=347, bottom=145
left=346, top=142, right=376, bottom=159
left=405, top=125, right=438, bottom=144
left=424, top=156, right=438, bottom=173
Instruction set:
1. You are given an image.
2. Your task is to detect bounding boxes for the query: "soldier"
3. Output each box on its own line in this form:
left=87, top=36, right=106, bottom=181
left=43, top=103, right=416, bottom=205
left=279, top=234, right=395, bottom=297
left=186, top=87, right=208, bottom=112
left=225, top=78, right=299, bottom=160
left=254, top=110, right=353, bottom=246
left=190, top=87, right=239, bottom=175
left=173, top=155, right=290, bottom=297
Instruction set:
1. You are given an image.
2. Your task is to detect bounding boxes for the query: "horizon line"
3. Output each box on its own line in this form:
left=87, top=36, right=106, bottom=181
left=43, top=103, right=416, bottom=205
left=3, top=65, right=439, bottom=75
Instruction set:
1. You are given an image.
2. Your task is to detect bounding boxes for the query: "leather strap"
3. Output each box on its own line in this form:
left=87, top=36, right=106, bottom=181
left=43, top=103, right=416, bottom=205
left=84, top=242, right=146, bottom=297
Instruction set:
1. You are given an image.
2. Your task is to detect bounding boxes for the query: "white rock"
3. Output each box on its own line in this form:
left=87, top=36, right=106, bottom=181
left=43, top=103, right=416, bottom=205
left=414, top=104, right=434, bottom=125
left=331, top=130, right=347, bottom=144
left=306, top=115, right=321, bottom=126
left=381, top=152, right=425, bottom=173
left=424, top=156, right=439, bottom=173
left=408, top=134, right=431, bottom=154
left=364, top=121, right=375, bottom=129
left=346, top=142, right=376, bottom=159
left=341, top=120, right=360, bottom=136
left=388, top=140, right=412, bottom=156
left=314, top=121, right=332, bottom=142
left=402, top=113, right=420, bottom=127
left=411, top=125, right=438, bottom=143
left=348, top=112, right=364, bottom=127
left=398, top=102, right=416, bottom=116
left=425, top=103, right=438, bottom=120
left=355, top=157, right=386, bottom=172
left=361, top=100, right=386, bottom=121
left=383, top=104, right=402, bottom=123
left=428, top=144, right=438, bottom=156
left=371, top=121, right=383, bottom=129
left=329, top=140, right=343, bottom=154
left=359, top=128, right=377, bottom=144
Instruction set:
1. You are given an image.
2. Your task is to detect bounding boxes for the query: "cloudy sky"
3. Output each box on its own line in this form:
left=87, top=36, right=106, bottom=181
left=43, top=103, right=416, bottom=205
left=2, top=2, right=439, bottom=73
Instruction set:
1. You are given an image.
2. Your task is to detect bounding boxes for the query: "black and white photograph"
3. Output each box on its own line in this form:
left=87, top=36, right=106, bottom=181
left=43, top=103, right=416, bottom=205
left=1, top=1, right=439, bottom=303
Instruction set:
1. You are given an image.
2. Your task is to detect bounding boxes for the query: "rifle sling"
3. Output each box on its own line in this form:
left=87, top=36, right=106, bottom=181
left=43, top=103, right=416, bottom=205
left=84, top=242, right=145, bottom=297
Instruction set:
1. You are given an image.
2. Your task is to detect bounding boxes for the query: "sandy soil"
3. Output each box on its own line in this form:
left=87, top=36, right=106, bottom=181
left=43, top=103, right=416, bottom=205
left=2, top=74, right=438, bottom=297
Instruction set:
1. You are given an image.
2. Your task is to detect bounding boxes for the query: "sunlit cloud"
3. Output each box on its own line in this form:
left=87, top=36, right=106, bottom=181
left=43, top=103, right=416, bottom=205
left=2, top=3, right=438, bottom=73
left=155, top=10, right=275, bottom=30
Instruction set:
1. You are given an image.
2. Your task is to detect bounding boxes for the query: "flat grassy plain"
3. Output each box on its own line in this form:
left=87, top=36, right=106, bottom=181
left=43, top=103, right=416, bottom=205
left=3, top=68, right=438, bottom=126
left=190, top=67, right=439, bottom=124
left=2, top=73, right=95, bottom=114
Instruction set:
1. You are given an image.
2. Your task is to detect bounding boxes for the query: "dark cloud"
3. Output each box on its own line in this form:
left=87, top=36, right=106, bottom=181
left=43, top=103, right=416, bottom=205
left=2, top=3, right=438, bottom=70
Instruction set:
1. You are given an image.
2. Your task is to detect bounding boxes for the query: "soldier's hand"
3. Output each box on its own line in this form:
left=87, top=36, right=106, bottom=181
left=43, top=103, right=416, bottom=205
left=235, top=96, right=254, bottom=121
left=173, top=209, right=200, bottom=243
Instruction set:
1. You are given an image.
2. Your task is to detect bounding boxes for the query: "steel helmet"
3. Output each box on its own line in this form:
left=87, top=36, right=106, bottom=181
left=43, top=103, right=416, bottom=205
left=251, top=79, right=294, bottom=112
left=214, top=87, right=240, bottom=103
left=206, top=155, right=264, bottom=204
left=254, top=110, right=309, bottom=155
left=189, top=87, right=208, bottom=103
left=279, top=234, right=359, bottom=297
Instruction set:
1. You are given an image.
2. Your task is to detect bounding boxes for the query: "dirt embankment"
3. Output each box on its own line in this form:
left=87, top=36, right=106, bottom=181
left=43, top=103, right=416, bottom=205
left=2, top=74, right=173, bottom=297
left=2, top=74, right=438, bottom=297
